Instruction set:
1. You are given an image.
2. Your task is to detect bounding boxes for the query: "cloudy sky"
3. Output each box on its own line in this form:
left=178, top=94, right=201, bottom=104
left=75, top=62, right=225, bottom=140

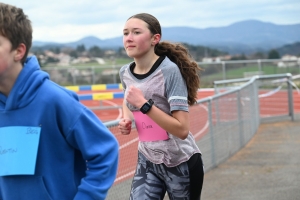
left=2, top=0, right=300, bottom=43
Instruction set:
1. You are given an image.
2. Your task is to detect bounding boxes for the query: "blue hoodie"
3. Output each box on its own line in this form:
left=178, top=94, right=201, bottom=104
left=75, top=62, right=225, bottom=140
left=0, top=56, right=119, bottom=200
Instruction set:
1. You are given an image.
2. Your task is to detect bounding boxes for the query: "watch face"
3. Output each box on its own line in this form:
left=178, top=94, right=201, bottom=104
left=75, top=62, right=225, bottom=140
left=142, top=104, right=150, bottom=110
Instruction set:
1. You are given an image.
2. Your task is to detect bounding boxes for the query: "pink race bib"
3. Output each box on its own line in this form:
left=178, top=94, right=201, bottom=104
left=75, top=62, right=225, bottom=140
left=133, top=111, right=169, bottom=142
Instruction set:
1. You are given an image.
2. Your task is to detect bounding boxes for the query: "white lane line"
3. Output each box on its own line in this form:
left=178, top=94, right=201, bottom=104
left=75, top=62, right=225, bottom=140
left=119, top=138, right=139, bottom=150
left=193, top=104, right=209, bottom=139
left=114, top=170, right=136, bottom=183
left=103, top=100, right=123, bottom=119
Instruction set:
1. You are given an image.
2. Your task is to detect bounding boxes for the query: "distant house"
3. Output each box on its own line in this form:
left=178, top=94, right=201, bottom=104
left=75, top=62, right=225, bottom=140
left=94, top=57, right=105, bottom=64
left=57, top=53, right=71, bottom=66
left=282, top=55, right=298, bottom=61
left=71, top=56, right=91, bottom=64
left=277, top=55, right=299, bottom=68
left=104, top=50, right=116, bottom=56
left=201, top=55, right=232, bottom=63
left=202, top=57, right=214, bottom=63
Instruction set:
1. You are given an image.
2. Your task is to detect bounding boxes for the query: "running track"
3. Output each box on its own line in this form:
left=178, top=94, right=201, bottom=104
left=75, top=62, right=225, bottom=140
left=78, top=89, right=300, bottom=185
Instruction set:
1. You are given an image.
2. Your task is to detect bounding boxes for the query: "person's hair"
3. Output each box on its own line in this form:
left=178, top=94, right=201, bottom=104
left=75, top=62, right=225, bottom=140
left=128, top=13, right=202, bottom=105
left=0, top=3, right=32, bottom=65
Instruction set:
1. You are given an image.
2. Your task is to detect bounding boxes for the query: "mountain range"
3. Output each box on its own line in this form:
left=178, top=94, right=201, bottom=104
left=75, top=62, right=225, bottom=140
left=33, top=20, right=300, bottom=55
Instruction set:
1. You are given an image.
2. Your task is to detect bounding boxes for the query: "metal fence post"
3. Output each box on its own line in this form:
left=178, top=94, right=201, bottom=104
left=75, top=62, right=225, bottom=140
left=257, top=59, right=262, bottom=72
left=222, top=61, right=226, bottom=80
left=72, top=67, right=76, bottom=85
left=253, top=78, right=260, bottom=129
left=237, top=90, right=244, bottom=147
left=91, top=66, right=95, bottom=84
left=112, top=64, right=117, bottom=84
left=287, top=74, right=295, bottom=121
left=208, top=99, right=216, bottom=168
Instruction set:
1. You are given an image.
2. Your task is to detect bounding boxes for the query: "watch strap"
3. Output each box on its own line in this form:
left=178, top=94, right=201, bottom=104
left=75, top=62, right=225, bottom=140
left=140, top=99, right=154, bottom=114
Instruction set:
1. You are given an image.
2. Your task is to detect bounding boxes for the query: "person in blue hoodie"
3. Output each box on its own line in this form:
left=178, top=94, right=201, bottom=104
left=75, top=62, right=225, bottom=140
left=0, top=3, right=119, bottom=200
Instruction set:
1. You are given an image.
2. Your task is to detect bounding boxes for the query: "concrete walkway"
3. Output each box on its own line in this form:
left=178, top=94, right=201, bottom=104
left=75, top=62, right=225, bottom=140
left=201, top=118, right=300, bottom=200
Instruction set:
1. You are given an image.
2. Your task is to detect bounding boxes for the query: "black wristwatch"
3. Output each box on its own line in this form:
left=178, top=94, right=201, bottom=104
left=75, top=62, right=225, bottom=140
left=140, top=99, right=154, bottom=114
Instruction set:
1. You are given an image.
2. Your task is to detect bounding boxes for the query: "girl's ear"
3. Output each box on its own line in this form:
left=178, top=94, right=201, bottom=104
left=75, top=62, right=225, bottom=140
left=14, top=43, right=26, bottom=62
left=152, top=34, right=161, bottom=46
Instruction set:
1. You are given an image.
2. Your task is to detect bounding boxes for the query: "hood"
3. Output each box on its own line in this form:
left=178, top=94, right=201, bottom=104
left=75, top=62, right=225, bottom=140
left=0, top=56, right=49, bottom=110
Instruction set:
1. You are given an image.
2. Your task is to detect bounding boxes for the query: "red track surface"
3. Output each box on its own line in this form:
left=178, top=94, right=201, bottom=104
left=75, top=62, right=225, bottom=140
left=78, top=89, right=300, bottom=185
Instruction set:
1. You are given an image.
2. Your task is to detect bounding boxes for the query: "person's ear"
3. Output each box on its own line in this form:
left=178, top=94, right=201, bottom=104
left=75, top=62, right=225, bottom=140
left=152, top=34, right=161, bottom=46
left=14, top=43, right=26, bottom=62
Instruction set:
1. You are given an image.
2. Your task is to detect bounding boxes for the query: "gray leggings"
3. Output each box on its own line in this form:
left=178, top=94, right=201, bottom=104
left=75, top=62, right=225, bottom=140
left=129, top=152, right=204, bottom=200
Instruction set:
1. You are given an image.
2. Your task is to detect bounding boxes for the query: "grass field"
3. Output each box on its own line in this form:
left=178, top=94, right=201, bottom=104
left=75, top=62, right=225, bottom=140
left=45, top=58, right=133, bottom=68
left=200, top=63, right=300, bottom=87
left=44, top=59, right=300, bottom=88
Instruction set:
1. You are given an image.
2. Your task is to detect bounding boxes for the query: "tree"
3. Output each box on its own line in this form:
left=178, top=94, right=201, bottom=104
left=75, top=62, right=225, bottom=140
left=49, top=47, right=61, bottom=54
left=268, top=49, right=280, bottom=59
left=54, top=47, right=60, bottom=54
left=45, top=57, right=59, bottom=64
left=116, top=47, right=128, bottom=58
left=251, top=52, right=266, bottom=59
left=230, top=53, right=247, bottom=60
left=76, top=44, right=86, bottom=53
left=182, top=43, right=227, bottom=61
left=88, top=46, right=104, bottom=57
left=69, top=50, right=78, bottom=58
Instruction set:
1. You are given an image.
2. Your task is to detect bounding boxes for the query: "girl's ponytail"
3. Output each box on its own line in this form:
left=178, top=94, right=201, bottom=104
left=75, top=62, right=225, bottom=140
left=155, top=42, right=202, bottom=105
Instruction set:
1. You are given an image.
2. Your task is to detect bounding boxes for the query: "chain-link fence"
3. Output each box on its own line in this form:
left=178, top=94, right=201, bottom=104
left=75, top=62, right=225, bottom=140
left=43, top=59, right=300, bottom=87
left=199, top=59, right=300, bottom=87
left=103, top=73, right=297, bottom=199
left=43, top=65, right=121, bottom=86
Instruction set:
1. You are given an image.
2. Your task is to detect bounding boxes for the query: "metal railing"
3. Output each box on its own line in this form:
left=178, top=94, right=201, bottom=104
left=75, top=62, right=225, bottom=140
left=43, top=59, right=300, bottom=87
left=104, top=73, right=298, bottom=199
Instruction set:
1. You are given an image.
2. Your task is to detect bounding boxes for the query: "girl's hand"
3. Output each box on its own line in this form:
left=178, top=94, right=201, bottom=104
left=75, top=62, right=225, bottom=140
left=118, top=118, right=132, bottom=135
left=126, top=86, right=146, bottom=108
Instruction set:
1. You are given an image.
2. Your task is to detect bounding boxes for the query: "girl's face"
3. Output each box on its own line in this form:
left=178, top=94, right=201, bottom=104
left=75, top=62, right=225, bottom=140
left=123, top=18, right=159, bottom=59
